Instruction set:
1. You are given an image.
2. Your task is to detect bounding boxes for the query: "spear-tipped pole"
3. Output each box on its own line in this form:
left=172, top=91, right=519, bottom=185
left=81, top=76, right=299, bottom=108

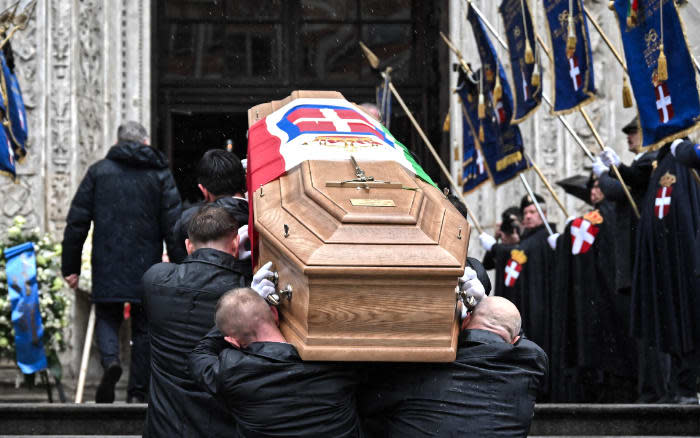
left=359, top=40, right=484, bottom=233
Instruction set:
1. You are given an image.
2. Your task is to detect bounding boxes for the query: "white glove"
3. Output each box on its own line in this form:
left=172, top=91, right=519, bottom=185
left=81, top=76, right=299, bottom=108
left=236, top=225, right=251, bottom=260
left=547, top=233, right=560, bottom=250
left=670, top=139, right=684, bottom=157
left=479, top=232, right=497, bottom=251
left=592, top=157, right=609, bottom=177
left=241, top=158, right=248, bottom=170
left=565, top=216, right=576, bottom=226
left=600, top=147, right=621, bottom=167
left=458, top=267, right=486, bottom=319
left=251, top=261, right=276, bottom=299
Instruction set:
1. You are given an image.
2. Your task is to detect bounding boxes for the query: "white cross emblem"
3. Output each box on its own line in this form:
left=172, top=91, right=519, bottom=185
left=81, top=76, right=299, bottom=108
left=569, top=57, right=581, bottom=91
left=655, top=187, right=672, bottom=219
left=476, top=149, right=485, bottom=174
left=656, top=85, right=673, bottom=124
left=504, top=260, right=520, bottom=287
left=292, top=108, right=375, bottom=132
left=570, top=219, right=596, bottom=255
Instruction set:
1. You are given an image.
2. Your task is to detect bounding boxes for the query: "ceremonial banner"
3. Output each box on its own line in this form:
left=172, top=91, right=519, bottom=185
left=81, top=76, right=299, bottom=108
left=4, top=242, right=47, bottom=374
left=542, top=0, right=596, bottom=114
left=246, top=97, right=436, bottom=195
left=458, top=72, right=529, bottom=186
left=0, top=123, right=16, bottom=181
left=461, top=114, right=489, bottom=193
left=499, top=0, right=542, bottom=123
left=0, top=50, right=28, bottom=160
left=612, top=0, right=700, bottom=149
left=467, top=5, right=515, bottom=127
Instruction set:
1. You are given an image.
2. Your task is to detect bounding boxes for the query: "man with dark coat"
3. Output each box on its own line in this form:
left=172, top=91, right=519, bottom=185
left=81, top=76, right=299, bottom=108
left=142, top=205, right=249, bottom=437
left=670, top=139, right=700, bottom=279
left=629, top=139, right=700, bottom=404
left=360, top=296, right=547, bottom=437
left=189, top=288, right=363, bottom=438
left=479, top=194, right=556, bottom=360
left=596, top=116, right=668, bottom=403
left=481, top=206, right=522, bottom=302
left=61, top=121, right=184, bottom=403
left=171, top=149, right=249, bottom=273
left=549, top=181, right=637, bottom=402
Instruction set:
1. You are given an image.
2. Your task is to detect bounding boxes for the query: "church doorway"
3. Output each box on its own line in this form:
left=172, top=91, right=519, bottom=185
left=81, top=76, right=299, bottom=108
left=153, top=0, right=448, bottom=203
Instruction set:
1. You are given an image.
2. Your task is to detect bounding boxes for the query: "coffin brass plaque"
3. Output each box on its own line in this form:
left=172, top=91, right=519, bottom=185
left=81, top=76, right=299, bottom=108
left=350, top=199, right=396, bottom=207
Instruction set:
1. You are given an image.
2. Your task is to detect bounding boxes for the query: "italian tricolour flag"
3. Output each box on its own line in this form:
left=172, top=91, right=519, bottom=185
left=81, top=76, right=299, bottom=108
left=246, top=97, right=435, bottom=262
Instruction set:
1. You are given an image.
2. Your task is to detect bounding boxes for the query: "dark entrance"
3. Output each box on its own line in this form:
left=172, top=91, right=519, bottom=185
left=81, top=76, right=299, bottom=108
left=153, top=0, right=448, bottom=203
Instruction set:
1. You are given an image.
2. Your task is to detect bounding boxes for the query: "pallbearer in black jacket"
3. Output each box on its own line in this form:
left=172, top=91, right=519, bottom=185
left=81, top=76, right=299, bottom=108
left=360, top=296, right=547, bottom=438
left=189, top=288, right=363, bottom=438
left=143, top=205, right=248, bottom=437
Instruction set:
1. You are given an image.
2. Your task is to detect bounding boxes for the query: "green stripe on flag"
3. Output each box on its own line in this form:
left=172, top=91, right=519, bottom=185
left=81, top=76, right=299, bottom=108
left=382, top=127, right=437, bottom=187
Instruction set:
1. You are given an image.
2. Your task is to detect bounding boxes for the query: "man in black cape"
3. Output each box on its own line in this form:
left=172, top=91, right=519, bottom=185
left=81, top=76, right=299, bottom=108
left=549, top=177, right=637, bottom=402
left=481, top=206, right=522, bottom=301
left=629, top=139, right=700, bottom=404
left=479, top=194, right=556, bottom=368
left=597, top=116, right=668, bottom=403
left=671, top=139, right=700, bottom=279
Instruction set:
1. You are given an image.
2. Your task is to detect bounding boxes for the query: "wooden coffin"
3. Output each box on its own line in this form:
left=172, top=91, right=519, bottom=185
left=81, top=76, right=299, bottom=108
left=249, top=91, right=470, bottom=362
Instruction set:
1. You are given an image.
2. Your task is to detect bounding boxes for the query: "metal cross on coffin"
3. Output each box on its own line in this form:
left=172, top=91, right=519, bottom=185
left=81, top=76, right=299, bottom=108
left=326, top=156, right=404, bottom=190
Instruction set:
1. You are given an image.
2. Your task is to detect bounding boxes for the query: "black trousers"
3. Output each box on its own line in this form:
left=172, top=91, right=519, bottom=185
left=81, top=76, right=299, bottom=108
left=95, top=302, right=150, bottom=400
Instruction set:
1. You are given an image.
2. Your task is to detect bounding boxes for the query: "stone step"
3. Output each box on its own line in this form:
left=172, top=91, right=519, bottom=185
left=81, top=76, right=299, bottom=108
left=1, top=403, right=699, bottom=436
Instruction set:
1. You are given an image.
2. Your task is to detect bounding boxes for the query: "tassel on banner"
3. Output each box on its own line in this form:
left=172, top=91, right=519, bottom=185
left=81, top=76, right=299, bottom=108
left=525, top=39, right=535, bottom=64
left=532, top=63, right=541, bottom=87
left=566, top=16, right=577, bottom=58
left=657, top=45, right=668, bottom=81
left=478, top=92, right=486, bottom=119
left=622, top=75, right=633, bottom=107
left=479, top=123, right=485, bottom=142
left=608, top=1, right=615, bottom=11
left=494, top=75, right=503, bottom=101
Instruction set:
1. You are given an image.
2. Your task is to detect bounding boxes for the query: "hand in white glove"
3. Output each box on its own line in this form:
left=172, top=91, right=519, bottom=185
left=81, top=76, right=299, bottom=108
left=670, top=139, right=684, bottom=157
left=236, top=225, right=251, bottom=260
left=600, top=147, right=621, bottom=167
left=479, top=232, right=497, bottom=251
left=547, top=233, right=560, bottom=250
left=565, top=216, right=576, bottom=226
left=591, top=157, right=609, bottom=177
left=458, top=267, right=486, bottom=319
left=251, top=261, right=276, bottom=299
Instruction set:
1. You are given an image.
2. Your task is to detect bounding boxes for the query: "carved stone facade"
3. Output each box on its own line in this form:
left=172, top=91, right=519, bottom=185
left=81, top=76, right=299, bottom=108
left=449, top=0, right=700, bottom=260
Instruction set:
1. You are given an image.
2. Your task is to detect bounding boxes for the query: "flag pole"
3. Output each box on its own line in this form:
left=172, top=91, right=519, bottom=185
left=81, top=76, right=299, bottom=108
left=519, top=173, right=555, bottom=236
left=388, top=81, right=484, bottom=233
left=359, top=40, right=484, bottom=233
left=583, top=7, right=628, bottom=73
left=525, top=153, right=570, bottom=217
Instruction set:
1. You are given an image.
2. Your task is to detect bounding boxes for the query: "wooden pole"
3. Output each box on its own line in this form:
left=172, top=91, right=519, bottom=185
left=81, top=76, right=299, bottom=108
left=75, top=303, right=95, bottom=404
left=579, top=109, right=640, bottom=218
left=388, top=81, right=484, bottom=233
left=526, top=154, right=570, bottom=217
left=583, top=7, right=628, bottom=73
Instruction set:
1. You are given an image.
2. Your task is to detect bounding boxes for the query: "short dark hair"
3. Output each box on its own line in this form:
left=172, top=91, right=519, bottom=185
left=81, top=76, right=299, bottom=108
left=187, top=205, right=239, bottom=244
left=196, top=149, right=245, bottom=196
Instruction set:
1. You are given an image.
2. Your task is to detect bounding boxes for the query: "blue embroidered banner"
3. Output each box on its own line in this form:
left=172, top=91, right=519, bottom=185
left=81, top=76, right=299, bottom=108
left=4, top=242, right=47, bottom=374
left=0, top=124, right=16, bottom=181
left=499, top=0, right=542, bottom=123
left=467, top=5, right=515, bottom=127
left=542, top=0, right=596, bottom=114
left=1, top=50, right=28, bottom=160
left=461, top=112, right=489, bottom=193
left=613, top=0, right=700, bottom=149
left=458, top=71, right=529, bottom=186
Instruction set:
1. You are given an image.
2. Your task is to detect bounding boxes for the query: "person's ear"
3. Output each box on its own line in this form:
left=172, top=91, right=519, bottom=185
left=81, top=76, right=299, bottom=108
left=231, top=232, right=239, bottom=256
left=224, top=336, right=241, bottom=348
left=198, top=184, right=214, bottom=202
left=269, top=305, right=280, bottom=326
left=185, top=238, right=195, bottom=255
left=511, top=335, right=521, bottom=345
